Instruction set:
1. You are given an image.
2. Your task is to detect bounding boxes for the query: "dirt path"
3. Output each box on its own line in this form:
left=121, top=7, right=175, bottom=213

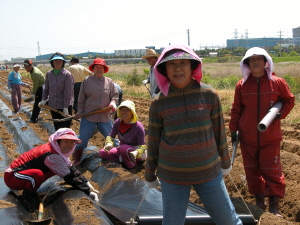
left=0, top=71, right=299, bottom=224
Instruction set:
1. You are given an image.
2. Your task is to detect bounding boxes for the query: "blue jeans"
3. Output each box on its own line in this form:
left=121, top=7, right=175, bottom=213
left=160, top=173, right=243, bottom=225
left=75, top=117, right=112, bottom=150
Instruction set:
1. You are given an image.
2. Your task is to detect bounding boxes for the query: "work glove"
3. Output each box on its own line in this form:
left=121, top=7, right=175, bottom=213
left=146, top=179, right=160, bottom=188
left=63, top=108, right=69, bottom=117
left=31, top=94, right=35, bottom=99
left=87, top=182, right=99, bottom=193
left=109, top=103, right=117, bottom=113
left=38, top=100, right=46, bottom=107
left=104, top=136, right=114, bottom=152
left=142, top=79, right=148, bottom=85
left=221, top=165, right=232, bottom=176
left=89, top=192, right=99, bottom=202
left=275, top=112, right=282, bottom=119
left=8, top=88, right=12, bottom=93
left=231, top=131, right=237, bottom=145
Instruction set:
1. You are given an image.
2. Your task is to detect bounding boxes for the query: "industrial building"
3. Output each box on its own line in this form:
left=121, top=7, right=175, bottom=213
left=227, top=26, right=300, bottom=49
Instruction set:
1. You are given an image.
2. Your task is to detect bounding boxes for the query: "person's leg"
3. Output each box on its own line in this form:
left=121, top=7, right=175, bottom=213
left=30, top=86, right=43, bottom=122
left=194, top=173, right=242, bottom=225
left=99, top=147, right=120, bottom=163
left=75, top=117, right=96, bottom=150
left=160, top=179, right=190, bottom=225
left=240, top=142, right=265, bottom=194
left=259, top=142, right=284, bottom=217
left=16, top=85, right=22, bottom=111
left=119, top=144, right=136, bottom=168
left=73, top=82, right=81, bottom=114
left=96, top=121, right=113, bottom=137
left=4, top=169, right=46, bottom=191
left=11, top=85, right=18, bottom=112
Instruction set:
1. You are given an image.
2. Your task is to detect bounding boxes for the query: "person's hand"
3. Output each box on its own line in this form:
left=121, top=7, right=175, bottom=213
left=104, top=142, right=113, bottom=152
left=38, top=100, right=46, bottom=108
left=89, top=192, right=99, bottom=202
left=63, top=108, right=69, bottom=117
left=87, top=181, right=99, bottom=193
left=142, top=79, right=148, bottom=85
left=31, top=94, right=35, bottom=99
left=221, top=165, right=232, bottom=176
left=8, top=88, right=12, bottom=93
left=146, top=179, right=160, bottom=188
left=75, top=113, right=81, bottom=120
left=231, top=131, right=237, bottom=145
left=275, top=112, right=282, bottom=119
left=109, top=103, right=116, bottom=113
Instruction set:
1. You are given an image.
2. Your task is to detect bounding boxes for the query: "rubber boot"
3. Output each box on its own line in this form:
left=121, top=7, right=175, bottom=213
left=21, top=189, right=40, bottom=213
left=255, top=193, right=267, bottom=210
left=269, top=196, right=283, bottom=218
left=73, top=149, right=84, bottom=166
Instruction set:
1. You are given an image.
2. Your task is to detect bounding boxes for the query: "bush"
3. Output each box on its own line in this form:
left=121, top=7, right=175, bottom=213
left=283, top=74, right=300, bottom=95
left=125, top=68, right=143, bottom=86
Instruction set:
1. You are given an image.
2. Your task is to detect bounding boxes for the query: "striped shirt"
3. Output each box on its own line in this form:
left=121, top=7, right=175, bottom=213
left=145, top=80, right=230, bottom=185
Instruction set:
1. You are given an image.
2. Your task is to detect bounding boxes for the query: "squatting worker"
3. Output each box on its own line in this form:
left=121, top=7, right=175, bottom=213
left=229, top=47, right=294, bottom=218
left=4, top=128, right=99, bottom=213
left=39, top=52, right=74, bottom=131
left=145, top=44, right=242, bottom=225
left=73, top=58, right=119, bottom=166
left=23, top=59, right=45, bottom=123
left=68, top=57, right=92, bottom=114
left=142, top=49, right=160, bottom=99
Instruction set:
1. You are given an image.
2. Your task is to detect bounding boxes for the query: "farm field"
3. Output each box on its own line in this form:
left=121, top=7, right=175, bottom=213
left=0, top=60, right=300, bottom=224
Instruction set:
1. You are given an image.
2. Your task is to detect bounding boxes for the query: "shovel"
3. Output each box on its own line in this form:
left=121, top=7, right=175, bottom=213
left=24, top=86, right=34, bottom=102
left=26, top=189, right=52, bottom=225
left=39, top=104, right=80, bottom=122
left=46, top=106, right=113, bottom=122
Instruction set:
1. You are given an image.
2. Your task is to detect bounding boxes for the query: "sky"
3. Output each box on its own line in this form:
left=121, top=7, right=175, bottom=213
left=0, top=0, right=299, bottom=61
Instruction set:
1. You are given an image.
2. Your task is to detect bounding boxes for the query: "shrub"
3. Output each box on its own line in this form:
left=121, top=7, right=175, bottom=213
left=283, top=74, right=300, bottom=95
left=125, top=68, right=143, bottom=86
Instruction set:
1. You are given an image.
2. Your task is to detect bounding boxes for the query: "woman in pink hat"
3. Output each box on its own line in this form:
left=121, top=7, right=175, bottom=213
left=145, top=44, right=242, bottom=225
left=73, top=58, right=119, bottom=166
left=4, top=128, right=99, bottom=213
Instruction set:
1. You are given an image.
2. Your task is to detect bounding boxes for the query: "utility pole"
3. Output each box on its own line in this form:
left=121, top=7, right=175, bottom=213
left=37, top=41, right=41, bottom=56
left=187, top=29, right=190, bottom=46
left=278, top=30, right=283, bottom=57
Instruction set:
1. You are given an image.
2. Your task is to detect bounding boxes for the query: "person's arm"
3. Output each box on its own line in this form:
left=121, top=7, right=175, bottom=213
left=145, top=102, right=162, bottom=182
left=42, top=72, right=50, bottom=101
left=211, top=92, right=231, bottom=169
left=109, top=80, right=119, bottom=110
left=229, top=81, right=243, bottom=133
left=277, top=78, right=295, bottom=119
left=63, top=71, right=74, bottom=108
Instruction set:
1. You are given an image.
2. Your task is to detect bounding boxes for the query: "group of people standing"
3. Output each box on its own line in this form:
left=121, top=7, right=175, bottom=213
left=4, top=44, right=294, bottom=224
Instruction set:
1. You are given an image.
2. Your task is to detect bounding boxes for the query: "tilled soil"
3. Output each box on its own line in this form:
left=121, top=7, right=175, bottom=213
left=0, top=71, right=300, bottom=224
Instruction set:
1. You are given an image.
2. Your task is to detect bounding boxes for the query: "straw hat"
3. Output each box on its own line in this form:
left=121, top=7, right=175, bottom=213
left=142, top=49, right=160, bottom=59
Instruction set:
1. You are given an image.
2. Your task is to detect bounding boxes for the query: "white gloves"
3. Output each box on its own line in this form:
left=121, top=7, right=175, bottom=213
left=8, top=88, right=12, bottom=93
left=87, top=182, right=99, bottom=193
left=63, top=108, right=69, bottom=117
left=89, top=192, right=99, bottom=202
left=104, top=142, right=113, bottom=152
left=146, top=179, right=160, bottom=188
left=31, top=94, right=35, bottom=99
left=38, top=100, right=46, bottom=107
left=142, top=79, right=148, bottom=85
left=221, top=164, right=232, bottom=176
left=109, top=103, right=117, bottom=113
